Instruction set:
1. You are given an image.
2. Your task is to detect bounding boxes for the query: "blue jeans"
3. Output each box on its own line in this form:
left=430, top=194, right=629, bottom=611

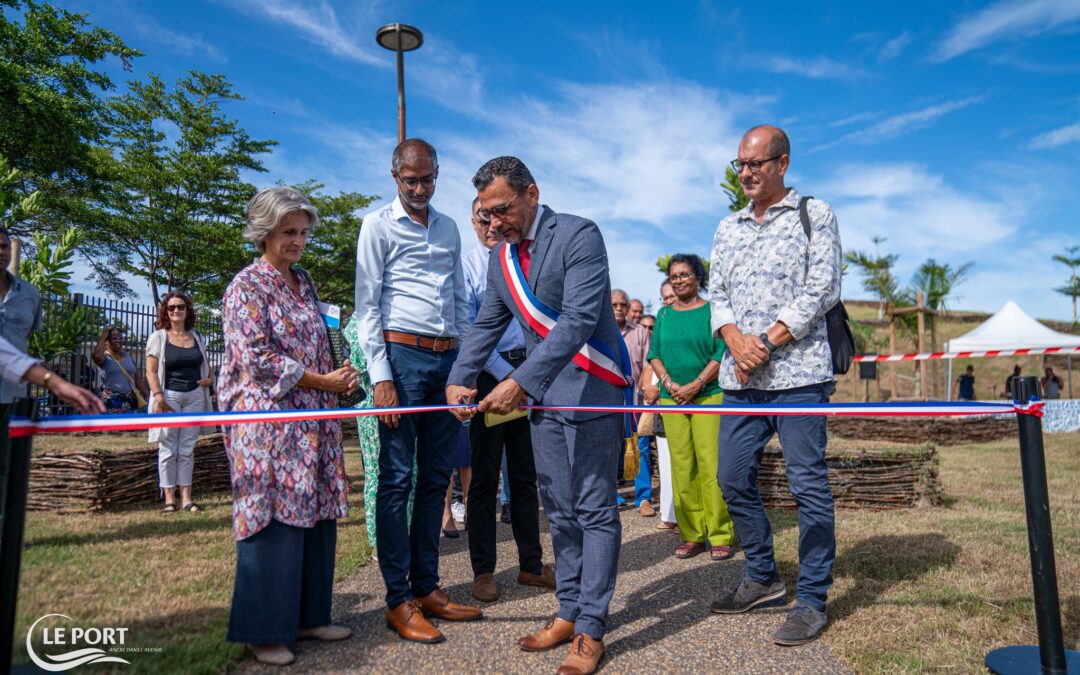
left=717, top=383, right=835, bottom=611
left=633, top=433, right=652, bottom=506
left=227, top=519, right=336, bottom=644
left=376, top=343, right=458, bottom=608
left=499, top=454, right=510, bottom=506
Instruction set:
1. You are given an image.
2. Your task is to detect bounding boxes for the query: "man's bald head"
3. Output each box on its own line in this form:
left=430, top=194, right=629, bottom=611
left=742, top=125, right=790, bottom=158
left=392, top=138, right=438, bottom=173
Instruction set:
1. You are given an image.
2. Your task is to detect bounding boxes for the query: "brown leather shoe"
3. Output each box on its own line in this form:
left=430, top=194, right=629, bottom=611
left=415, top=587, right=483, bottom=621
left=473, top=573, right=498, bottom=602
left=517, top=616, right=576, bottom=652
left=386, top=600, right=444, bottom=643
left=638, top=501, right=656, bottom=517
left=517, top=563, right=556, bottom=591
left=557, top=633, right=605, bottom=674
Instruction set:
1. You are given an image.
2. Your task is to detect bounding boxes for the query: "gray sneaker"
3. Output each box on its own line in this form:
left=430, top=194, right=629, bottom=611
left=773, top=604, right=828, bottom=646
left=710, top=574, right=787, bottom=614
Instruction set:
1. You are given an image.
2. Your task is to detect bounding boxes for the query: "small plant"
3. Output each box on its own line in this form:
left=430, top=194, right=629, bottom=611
left=21, top=227, right=97, bottom=365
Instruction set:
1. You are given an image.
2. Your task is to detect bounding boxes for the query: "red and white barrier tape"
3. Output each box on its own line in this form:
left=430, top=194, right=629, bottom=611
left=853, top=346, right=1080, bottom=363
left=7, top=400, right=1043, bottom=438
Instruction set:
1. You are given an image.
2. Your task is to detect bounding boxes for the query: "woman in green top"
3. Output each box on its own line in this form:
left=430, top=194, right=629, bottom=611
left=645, top=254, right=735, bottom=561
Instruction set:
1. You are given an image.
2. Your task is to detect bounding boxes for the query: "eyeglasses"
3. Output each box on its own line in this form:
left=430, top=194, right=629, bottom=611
left=397, top=173, right=438, bottom=190
left=668, top=272, right=695, bottom=283
left=730, top=155, right=782, bottom=174
left=472, top=210, right=491, bottom=226
left=166, top=304, right=187, bottom=312
left=477, top=192, right=522, bottom=222
left=641, top=324, right=654, bottom=331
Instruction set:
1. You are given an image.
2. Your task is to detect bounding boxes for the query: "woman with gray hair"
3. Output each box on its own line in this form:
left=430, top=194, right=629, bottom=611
left=217, top=186, right=360, bottom=666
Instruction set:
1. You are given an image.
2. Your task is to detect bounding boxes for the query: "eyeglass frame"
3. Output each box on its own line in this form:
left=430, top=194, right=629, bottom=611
left=166, top=304, right=188, bottom=312
left=668, top=271, right=697, bottom=283
left=395, top=171, right=438, bottom=190
left=729, top=155, right=783, bottom=174
left=477, top=191, right=522, bottom=222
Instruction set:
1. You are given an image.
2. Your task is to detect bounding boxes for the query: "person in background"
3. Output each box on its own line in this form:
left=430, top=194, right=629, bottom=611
left=342, top=313, right=416, bottom=558
left=1004, top=365, right=1022, bottom=399
left=640, top=314, right=656, bottom=333
left=219, top=186, right=357, bottom=666
left=647, top=255, right=735, bottom=561
left=953, top=365, right=976, bottom=401
left=0, top=227, right=42, bottom=405
left=628, top=298, right=645, bottom=324
left=442, top=460, right=472, bottom=538
left=612, top=288, right=655, bottom=517
left=92, top=326, right=150, bottom=412
left=650, top=281, right=678, bottom=530
left=1041, top=366, right=1063, bottom=399
left=0, top=334, right=104, bottom=413
left=661, top=280, right=677, bottom=307
left=146, top=292, right=214, bottom=514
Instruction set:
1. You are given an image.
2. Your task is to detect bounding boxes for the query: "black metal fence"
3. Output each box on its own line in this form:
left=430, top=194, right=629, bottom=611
left=32, top=293, right=224, bottom=417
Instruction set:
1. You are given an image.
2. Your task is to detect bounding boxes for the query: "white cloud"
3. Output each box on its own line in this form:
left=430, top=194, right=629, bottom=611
left=763, top=56, right=867, bottom=79
left=878, top=32, right=912, bottom=62
left=934, top=0, right=1080, bottom=61
left=230, top=0, right=388, bottom=67
left=1029, top=120, right=1080, bottom=149
left=812, top=97, right=985, bottom=152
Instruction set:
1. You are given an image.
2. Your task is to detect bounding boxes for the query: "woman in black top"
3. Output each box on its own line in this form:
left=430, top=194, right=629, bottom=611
left=146, top=292, right=214, bottom=513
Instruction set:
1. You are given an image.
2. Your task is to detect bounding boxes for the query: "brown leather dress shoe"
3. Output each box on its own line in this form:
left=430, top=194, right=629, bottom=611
left=557, top=633, right=605, bottom=674
left=386, top=600, right=444, bottom=644
left=517, top=616, right=576, bottom=652
left=638, top=501, right=656, bottom=517
left=415, top=587, right=483, bottom=621
left=473, top=573, right=498, bottom=602
left=517, top=563, right=557, bottom=591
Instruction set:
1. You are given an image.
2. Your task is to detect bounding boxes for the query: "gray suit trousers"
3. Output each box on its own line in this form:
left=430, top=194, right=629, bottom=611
left=531, top=410, right=622, bottom=639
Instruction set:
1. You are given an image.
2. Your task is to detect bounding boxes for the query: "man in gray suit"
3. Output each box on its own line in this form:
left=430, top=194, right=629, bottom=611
left=447, top=156, right=624, bottom=675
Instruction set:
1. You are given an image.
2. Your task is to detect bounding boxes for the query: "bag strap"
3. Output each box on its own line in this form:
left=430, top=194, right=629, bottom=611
left=106, top=351, right=139, bottom=390
left=798, top=195, right=814, bottom=276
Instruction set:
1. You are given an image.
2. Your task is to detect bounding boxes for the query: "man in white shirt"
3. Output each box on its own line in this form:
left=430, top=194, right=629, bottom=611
left=354, top=139, right=481, bottom=644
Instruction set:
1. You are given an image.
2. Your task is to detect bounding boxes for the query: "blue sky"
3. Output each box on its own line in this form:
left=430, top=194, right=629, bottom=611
left=59, top=0, right=1080, bottom=320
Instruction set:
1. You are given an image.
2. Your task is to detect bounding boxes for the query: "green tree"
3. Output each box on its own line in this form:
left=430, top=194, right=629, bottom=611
left=0, top=0, right=139, bottom=252
left=1053, top=245, right=1080, bottom=324
left=0, top=152, right=40, bottom=230
left=721, top=166, right=749, bottom=213
left=89, top=71, right=275, bottom=306
left=844, top=243, right=899, bottom=320
left=294, top=179, right=378, bottom=314
left=20, top=227, right=97, bottom=364
left=905, top=258, right=973, bottom=319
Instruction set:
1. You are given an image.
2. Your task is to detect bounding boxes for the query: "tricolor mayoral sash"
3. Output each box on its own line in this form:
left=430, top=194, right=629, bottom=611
left=500, top=241, right=635, bottom=433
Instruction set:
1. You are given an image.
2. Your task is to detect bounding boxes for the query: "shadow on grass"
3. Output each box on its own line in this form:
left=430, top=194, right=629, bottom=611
left=829, top=532, right=961, bottom=621
left=1062, top=595, right=1080, bottom=649
left=27, top=512, right=234, bottom=548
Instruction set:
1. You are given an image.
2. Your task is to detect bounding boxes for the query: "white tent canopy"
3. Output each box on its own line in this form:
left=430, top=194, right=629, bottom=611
left=945, top=300, right=1080, bottom=399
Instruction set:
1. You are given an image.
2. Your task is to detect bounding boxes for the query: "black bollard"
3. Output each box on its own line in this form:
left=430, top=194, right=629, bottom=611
left=985, top=376, right=1079, bottom=674
left=0, top=398, right=36, bottom=674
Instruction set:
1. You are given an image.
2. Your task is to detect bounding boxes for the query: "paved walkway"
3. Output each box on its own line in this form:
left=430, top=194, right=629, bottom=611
left=237, top=502, right=851, bottom=674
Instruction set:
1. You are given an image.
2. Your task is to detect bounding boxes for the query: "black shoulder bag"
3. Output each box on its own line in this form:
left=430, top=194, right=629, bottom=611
left=799, top=196, right=855, bottom=375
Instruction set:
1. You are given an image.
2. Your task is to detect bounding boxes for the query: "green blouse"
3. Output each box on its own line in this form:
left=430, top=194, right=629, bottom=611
left=646, top=303, right=726, bottom=399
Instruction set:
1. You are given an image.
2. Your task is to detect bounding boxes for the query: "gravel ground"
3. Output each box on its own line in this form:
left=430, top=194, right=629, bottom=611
left=236, top=496, right=851, bottom=674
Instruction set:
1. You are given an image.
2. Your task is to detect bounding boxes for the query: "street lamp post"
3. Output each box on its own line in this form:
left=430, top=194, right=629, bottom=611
left=375, top=23, right=424, bottom=143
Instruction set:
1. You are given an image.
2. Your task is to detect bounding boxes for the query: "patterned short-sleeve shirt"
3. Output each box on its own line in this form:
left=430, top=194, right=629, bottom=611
left=708, top=188, right=842, bottom=391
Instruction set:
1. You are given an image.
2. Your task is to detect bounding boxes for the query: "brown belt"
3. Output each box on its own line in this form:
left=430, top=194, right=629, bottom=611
left=383, top=330, right=458, bottom=352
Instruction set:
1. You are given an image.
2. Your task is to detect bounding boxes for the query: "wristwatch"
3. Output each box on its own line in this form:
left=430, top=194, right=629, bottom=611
left=759, top=333, right=778, bottom=353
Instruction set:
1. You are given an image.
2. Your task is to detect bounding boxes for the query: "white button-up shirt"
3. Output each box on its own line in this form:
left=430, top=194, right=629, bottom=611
left=354, top=196, right=469, bottom=384
left=462, top=243, right=525, bottom=381
left=709, top=188, right=842, bottom=391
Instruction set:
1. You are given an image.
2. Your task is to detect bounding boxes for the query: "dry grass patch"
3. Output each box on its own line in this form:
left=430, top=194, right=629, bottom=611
left=14, top=442, right=371, bottom=674
left=791, top=433, right=1080, bottom=672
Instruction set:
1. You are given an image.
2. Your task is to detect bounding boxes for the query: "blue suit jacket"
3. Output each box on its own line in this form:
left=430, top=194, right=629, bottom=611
left=448, top=206, right=624, bottom=421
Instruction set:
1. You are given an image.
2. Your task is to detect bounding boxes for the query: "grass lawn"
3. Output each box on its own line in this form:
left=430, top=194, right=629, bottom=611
left=11, top=430, right=1079, bottom=673
left=13, top=437, right=371, bottom=674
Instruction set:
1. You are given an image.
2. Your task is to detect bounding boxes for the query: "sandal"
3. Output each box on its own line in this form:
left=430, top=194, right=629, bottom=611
left=675, top=542, right=706, bottom=559
left=710, top=546, right=735, bottom=561
left=161, top=504, right=177, bottom=514
left=182, top=503, right=200, bottom=513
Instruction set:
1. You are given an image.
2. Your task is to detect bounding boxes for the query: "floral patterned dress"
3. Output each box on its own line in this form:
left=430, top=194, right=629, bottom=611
left=217, top=259, right=349, bottom=540
left=342, top=315, right=415, bottom=549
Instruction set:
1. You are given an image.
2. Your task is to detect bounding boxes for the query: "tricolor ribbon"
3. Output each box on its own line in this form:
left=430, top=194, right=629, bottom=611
left=7, top=400, right=1044, bottom=438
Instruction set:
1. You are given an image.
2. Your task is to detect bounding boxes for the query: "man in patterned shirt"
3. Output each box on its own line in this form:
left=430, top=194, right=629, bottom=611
left=707, top=125, right=842, bottom=646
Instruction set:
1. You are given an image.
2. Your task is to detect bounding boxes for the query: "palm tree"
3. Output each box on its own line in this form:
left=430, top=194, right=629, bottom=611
left=1053, top=245, right=1080, bottom=324
left=844, top=249, right=899, bottom=319
left=721, top=166, right=748, bottom=213
left=905, top=259, right=973, bottom=398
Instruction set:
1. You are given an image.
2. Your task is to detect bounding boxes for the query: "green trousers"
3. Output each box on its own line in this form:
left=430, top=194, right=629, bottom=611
left=661, top=392, right=735, bottom=547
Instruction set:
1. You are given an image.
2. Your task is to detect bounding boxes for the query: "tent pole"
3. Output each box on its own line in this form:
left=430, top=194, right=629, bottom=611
left=946, top=357, right=953, bottom=401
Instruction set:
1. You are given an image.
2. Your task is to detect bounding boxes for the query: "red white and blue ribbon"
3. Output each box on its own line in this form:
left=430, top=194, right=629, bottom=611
left=500, top=242, right=633, bottom=389
left=7, top=400, right=1043, bottom=438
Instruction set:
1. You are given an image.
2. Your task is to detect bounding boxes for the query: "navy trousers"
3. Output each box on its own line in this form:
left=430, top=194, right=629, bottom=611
left=227, top=518, right=336, bottom=644
left=717, top=383, right=835, bottom=611
left=531, top=410, right=622, bottom=640
left=376, top=343, right=458, bottom=608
